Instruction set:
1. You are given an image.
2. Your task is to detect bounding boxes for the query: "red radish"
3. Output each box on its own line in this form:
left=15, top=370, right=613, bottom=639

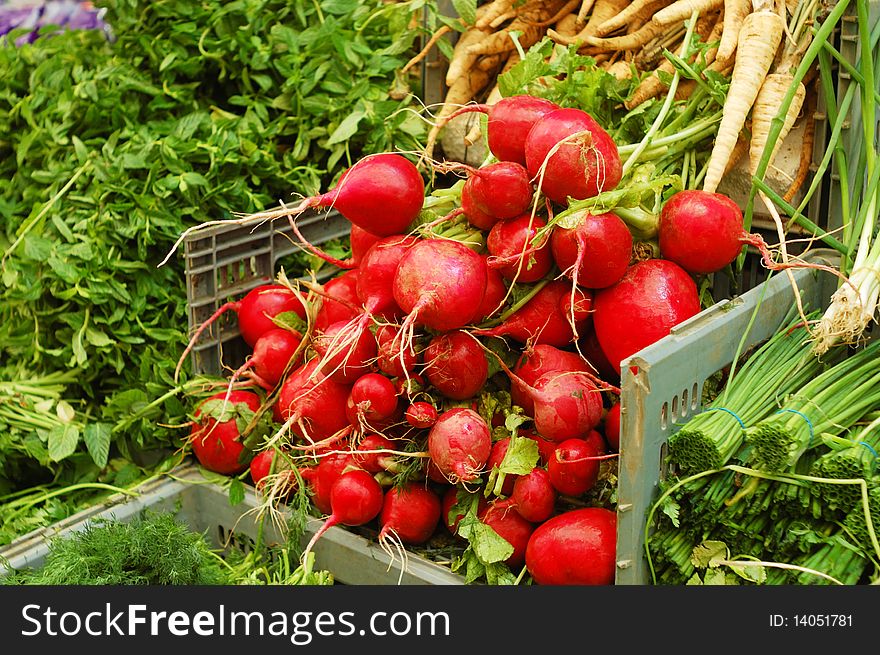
left=175, top=283, right=306, bottom=381
left=393, top=238, right=488, bottom=335
left=349, top=223, right=383, bottom=266
left=250, top=448, right=278, bottom=489
left=478, top=498, right=535, bottom=569
left=345, top=373, right=399, bottom=428
left=525, top=507, right=617, bottom=585
left=604, top=403, right=621, bottom=451
left=378, top=483, right=442, bottom=546
left=593, top=259, right=701, bottom=375
left=405, top=401, right=438, bottom=429
left=579, top=328, right=620, bottom=383
left=521, top=427, right=560, bottom=465
left=472, top=279, right=590, bottom=348
left=427, top=407, right=493, bottom=483
left=485, top=437, right=518, bottom=496
left=550, top=211, right=633, bottom=289
left=314, top=269, right=361, bottom=333
left=312, top=319, right=378, bottom=384
left=276, top=359, right=353, bottom=448
left=352, top=433, right=399, bottom=473
left=303, top=467, right=385, bottom=561
left=558, top=286, right=594, bottom=337
left=443, top=95, right=561, bottom=166
left=230, top=327, right=303, bottom=392
left=658, top=189, right=768, bottom=275
left=441, top=486, right=488, bottom=534
left=375, top=324, right=421, bottom=378
left=512, top=468, right=557, bottom=523
left=474, top=259, right=508, bottom=322
left=425, top=457, right=451, bottom=484
left=422, top=330, right=488, bottom=401
left=460, top=161, right=535, bottom=220
left=249, top=448, right=299, bottom=496
left=532, top=370, right=604, bottom=442
left=525, top=107, right=623, bottom=205
left=460, top=194, right=501, bottom=231
left=511, top=344, right=593, bottom=415
left=486, top=213, right=553, bottom=284
left=311, top=451, right=356, bottom=514
left=189, top=390, right=261, bottom=475
left=547, top=434, right=604, bottom=496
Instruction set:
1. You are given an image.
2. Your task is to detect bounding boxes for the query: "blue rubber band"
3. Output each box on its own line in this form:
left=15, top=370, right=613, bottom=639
left=858, top=441, right=878, bottom=458
left=775, top=409, right=814, bottom=445
left=705, top=407, right=746, bottom=429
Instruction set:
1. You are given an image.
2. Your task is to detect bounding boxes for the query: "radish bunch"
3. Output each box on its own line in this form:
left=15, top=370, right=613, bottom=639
left=172, top=102, right=760, bottom=585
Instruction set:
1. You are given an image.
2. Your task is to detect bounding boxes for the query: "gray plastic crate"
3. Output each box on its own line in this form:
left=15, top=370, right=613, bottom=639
left=614, top=250, right=841, bottom=585
left=183, top=210, right=351, bottom=377
left=0, top=463, right=464, bottom=586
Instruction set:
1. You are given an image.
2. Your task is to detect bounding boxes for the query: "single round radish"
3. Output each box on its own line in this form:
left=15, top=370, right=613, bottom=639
left=313, top=319, right=378, bottom=385
left=525, top=107, right=622, bottom=205
left=349, top=223, right=383, bottom=266
left=461, top=161, right=535, bottom=220
left=475, top=259, right=508, bottom=322
left=525, top=507, right=617, bottom=585
left=303, top=467, right=385, bottom=561
left=520, top=427, right=560, bottom=465
left=478, top=498, right=535, bottom=569
left=461, top=190, right=501, bottom=231
left=240, top=327, right=303, bottom=391
left=604, top=403, right=621, bottom=451
left=593, top=259, right=701, bottom=374
left=375, top=324, right=421, bottom=379
left=352, top=433, right=399, bottom=474
left=315, top=269, right=361, bottom=333
left=393, top=238, right=488, bottom=334
left=345, top=373, right=399, bottom=428
left=547, top=434, right=604, bottom=496
left=189, top=390, right=261, bottom=475
left=425, top=457, right=451, bottom=485
left=249, top=448, right=298, bottom=496
left=473, top=279, right=590, bottom=347
left=357, top=234, right=418, bottom=321
left=276, top=359, right=353, bottom=447
left=532, top=370, right=605, bottom=442
left=485, top=437, right=518, bottom=496
left=427, top=407, right=492, bottom=483
left=444, top=95, right=561, bottom=166
left=550, top=211, right=633, bottom=289
left=511, top=344, right=594, bottom=416
left=486, top=213, right=554, bottom=284
left=422, top=330, right=488, bottom=401
left=441, top=486, right=488, bottom=534
left=310, top=452, right=356, bottom=515
left=658, top=189, right=748, bottom=275
left=378, top=483, right=442, bottom=546
left=250, top=448, right=279, bottom=489
left=579, top=328, right=620, bottom=383
left=512, top=468, right=557, bottom=523
left=405, top=401, right=438, bottom=429
left=298, top=153, right=425, bottom=237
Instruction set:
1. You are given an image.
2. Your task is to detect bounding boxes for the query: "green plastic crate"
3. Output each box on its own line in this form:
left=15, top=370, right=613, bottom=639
left=614, top=250, right=842, bottom=585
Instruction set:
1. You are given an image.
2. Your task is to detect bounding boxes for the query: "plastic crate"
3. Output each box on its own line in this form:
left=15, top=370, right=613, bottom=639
left=183, top=210, right=351, bottom=377
left=614, top=250, right=842, bottom=585
left=0, top=463, right=465, bottom=585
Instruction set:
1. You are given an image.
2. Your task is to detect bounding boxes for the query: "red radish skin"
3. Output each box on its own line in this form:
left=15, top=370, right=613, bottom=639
left=659, top=189, right=760, bottom=275
left=550, top=212, right=633, bottom=289
left=315, top=269, right=362, bottom=333
left=485, top=437, right=518, bottom=496
left=249, top=449, right=298, bottom=496
left=579, top=328, right=620, bottom=384
left=444, top=95, right=561, bottom=166
left=547, top=434, right=604, bottom=496
left=378, top=483, right=442, bottom=546
left=527, top=370, right=605, bottom=442
left=303, top=468, right=385, bottom=562
left=442, top=486, right=488, bottom=534
left=276, top=359, right=354, bottom=448
left=375, top=324, right=421, bottom=379
left=593, top=259, right=701, bottom=375
left=461, top=192, right=502, bottom=231
left=460, top=161, right=535, bottom=220
left=473, top=279, right=591, bottom=348
left=521, top=427, right=560, bottom=465
left=352, top=433, right=399, bottom=474
left=511, top=344, right=593, bottom=416
left=427, top=407, right=493, bottom=483
left=486, top=213, right=554, bottom=284
left=393, top=238, right=488, bottom=334
left=475, top=259, right=508, bottom=322
left=405, top=401, right=438, bottom=429
left=231, top=327, right=303, bottom=392
left=604, top=403, right=621, bottom=451
left=313, top=319, right=378, bottom=385
left=311, top=452, right=357, bottom=515
left=525, top=107, right=623, bottom=205
left=189, top=390, right=261, bottom=475
left=422, top=330, right=488, bottom=401
left=175, top=283, right=306, bottom=381
left=345, top=373, right=399, bottom=428
left=478, top=498, right=535, bottom=569
left=512, top=468, right=557, bottom=523
left=525, top=507, right=617, bottom=585
left=349, top=224, right=383, bottom=267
